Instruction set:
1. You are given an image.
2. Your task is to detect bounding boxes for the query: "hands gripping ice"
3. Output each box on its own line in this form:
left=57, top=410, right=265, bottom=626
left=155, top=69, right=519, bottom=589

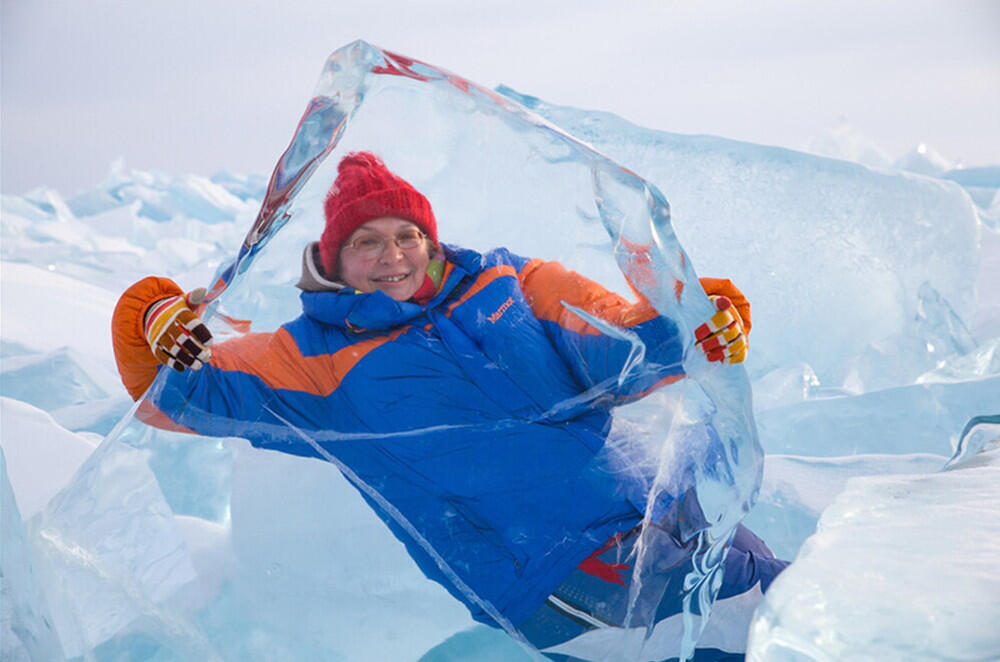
left=143, top=288, right=213, bottom=371
left=139, top=283, right=747, bottom=373
left=695, top=295, right=748, bottom=364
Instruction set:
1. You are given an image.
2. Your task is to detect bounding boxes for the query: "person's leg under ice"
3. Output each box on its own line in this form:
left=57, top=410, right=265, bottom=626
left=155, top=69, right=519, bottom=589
left=519, top=524, right=788, bottom=662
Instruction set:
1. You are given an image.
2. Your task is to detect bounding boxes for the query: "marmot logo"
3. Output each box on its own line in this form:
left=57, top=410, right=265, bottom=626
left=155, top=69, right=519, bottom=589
left=488, top=297, right=515, bottom=323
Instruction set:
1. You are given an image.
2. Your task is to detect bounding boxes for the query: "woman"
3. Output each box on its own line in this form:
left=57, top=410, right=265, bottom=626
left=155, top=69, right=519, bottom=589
left=112, top=152, right=785, bottom=661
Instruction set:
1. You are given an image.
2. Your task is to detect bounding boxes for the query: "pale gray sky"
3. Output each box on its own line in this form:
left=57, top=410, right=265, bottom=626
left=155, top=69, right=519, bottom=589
left=3, top=0, right=998, bottom=195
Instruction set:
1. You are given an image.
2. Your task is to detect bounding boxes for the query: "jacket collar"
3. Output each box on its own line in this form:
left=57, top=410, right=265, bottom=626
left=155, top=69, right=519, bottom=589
left=299, top=243, right=480, bottom=331
left=296, top=242, right=344, bottom=293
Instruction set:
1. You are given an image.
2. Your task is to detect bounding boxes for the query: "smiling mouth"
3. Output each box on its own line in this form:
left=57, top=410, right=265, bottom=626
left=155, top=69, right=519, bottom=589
left=372, top=274, right=409, bottom=283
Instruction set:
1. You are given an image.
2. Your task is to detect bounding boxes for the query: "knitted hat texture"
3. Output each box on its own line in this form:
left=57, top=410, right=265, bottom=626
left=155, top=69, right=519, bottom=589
left=319, top=152, right=437, bottom=275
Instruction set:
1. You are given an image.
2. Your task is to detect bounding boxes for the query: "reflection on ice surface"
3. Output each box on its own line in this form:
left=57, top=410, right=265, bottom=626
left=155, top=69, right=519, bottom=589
left=2, top=43, right=999, bottom=662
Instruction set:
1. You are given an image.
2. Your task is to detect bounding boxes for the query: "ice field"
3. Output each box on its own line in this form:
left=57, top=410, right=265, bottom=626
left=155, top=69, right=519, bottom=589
left=2, top=42, right=999, bottom=661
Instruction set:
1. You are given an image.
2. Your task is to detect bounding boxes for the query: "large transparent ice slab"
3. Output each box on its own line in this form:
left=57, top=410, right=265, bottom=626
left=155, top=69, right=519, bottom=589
left=497, top=86, right=985, bottom=390
left=15, top=40, right=763, bottom=661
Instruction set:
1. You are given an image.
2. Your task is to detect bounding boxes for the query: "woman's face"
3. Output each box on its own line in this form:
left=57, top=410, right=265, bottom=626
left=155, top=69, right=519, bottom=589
left=338, top=217, right=431, bottom=301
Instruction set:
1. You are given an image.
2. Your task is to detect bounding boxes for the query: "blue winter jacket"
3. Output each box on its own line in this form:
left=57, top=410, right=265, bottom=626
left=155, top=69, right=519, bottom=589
left=118, top=245, right=686, bottom=626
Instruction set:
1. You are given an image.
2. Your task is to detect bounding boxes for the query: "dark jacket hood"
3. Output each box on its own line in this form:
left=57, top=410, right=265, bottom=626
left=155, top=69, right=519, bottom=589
left=297, top=242, right=484, bottom=332
left=296, top=242, right=344, bottom=293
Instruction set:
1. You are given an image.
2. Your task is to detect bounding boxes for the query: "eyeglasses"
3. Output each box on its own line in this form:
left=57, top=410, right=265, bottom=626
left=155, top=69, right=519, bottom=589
left=344, top=229, right=426, bottom=256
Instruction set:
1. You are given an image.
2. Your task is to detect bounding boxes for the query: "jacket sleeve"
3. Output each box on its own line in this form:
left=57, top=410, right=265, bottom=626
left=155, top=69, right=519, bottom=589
left=111, top=276, right=309, bottom=441
left=516, top=259, right=682, bottom=400
left=517, top=259, right=750, bottom=401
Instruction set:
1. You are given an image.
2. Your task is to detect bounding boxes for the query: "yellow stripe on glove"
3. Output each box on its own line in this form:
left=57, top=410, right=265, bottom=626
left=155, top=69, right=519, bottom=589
left=694, top=295, right=748, bottom=364
left=143, top=287, right=213, bottom=372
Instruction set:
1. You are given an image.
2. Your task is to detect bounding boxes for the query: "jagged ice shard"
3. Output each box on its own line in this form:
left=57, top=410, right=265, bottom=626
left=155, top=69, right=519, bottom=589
left=2, top=41, right=762, bottom=661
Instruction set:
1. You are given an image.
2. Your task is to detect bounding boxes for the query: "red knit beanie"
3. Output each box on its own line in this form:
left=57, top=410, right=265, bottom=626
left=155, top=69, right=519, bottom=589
left=319, top=152, right=438, bottom=276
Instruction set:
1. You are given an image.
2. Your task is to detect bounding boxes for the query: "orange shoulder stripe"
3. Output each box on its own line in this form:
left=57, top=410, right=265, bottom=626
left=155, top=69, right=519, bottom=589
left=447, top=265, right=518, bottom=315
left=518, top=259, right=659, bottom=336
left=208, top=326, right=407, bottom=396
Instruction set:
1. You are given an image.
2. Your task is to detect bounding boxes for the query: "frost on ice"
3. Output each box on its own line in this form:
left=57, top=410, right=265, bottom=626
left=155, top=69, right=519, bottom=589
left=1, top=39, right=998, bottom=662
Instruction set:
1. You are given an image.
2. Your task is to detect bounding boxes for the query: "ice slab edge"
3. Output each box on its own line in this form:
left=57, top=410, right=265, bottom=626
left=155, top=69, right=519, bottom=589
left=746, top=436, right=1000, bottom=661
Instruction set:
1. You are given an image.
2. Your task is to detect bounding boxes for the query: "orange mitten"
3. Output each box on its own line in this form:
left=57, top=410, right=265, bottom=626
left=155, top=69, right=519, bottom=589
left=143, top=288, right=213, bottom=371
